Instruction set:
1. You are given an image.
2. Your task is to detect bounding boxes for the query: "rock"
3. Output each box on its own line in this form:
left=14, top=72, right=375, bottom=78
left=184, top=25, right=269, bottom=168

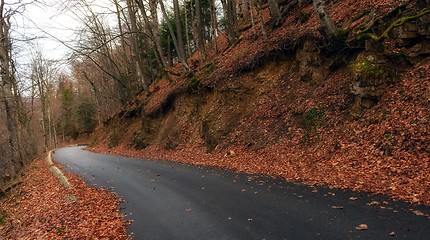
left=417, top=14, right=430, bottom=38
left=349, top=52, right=396, bottom=111
left=392, top=22, right=419, bottom=39
left=296, top=40, right=327, bottom=82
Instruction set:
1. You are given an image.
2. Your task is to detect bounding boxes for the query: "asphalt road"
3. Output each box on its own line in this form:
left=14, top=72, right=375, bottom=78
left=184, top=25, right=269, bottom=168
left=54, top=147, right=430, bottom=240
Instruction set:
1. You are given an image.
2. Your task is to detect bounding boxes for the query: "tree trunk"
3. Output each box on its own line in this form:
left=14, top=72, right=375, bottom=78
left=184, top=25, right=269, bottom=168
left=221, top=0, right=239, bottom=45
left=268, top=0, right=282, bottom=26
left=173, top=0, right=187, bottom=60
left=194, top=0, right=206, bottom=61
left=312, top=0, right=338, bottom=38
left=126, top=0, right=148, bottom=89
left=184, top=3, right=192, bottom=55
left=159, top=0, right=189, bottom=68
left=256, top=0, right=267, bottom=38
left=148, top=0, right=166, bottom=65
left=134, top=0, right=166, bottom=69
left=0, top=4, right=22, bottom=173
left=210, top=0, right=219, bottom=53
left=241, top=0, right=250, bottom=21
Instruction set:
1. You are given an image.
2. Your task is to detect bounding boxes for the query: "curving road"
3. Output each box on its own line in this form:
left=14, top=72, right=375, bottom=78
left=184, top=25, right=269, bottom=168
left=54, top=147, right=430, bottom=240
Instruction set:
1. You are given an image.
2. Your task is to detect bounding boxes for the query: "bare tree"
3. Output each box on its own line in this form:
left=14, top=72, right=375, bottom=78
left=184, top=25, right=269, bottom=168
left=0, top=0, right=23, bottom=173
left=30, top=51, right=58, bottom=151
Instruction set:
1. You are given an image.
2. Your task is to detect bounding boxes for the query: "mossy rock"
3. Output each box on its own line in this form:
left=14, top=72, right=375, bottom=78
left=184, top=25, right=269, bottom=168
left=349, top=58, right=389, bottom=87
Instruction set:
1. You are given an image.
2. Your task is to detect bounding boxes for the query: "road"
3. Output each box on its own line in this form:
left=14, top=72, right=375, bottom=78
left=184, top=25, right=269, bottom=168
left=54, top=147, right=430, bottom=240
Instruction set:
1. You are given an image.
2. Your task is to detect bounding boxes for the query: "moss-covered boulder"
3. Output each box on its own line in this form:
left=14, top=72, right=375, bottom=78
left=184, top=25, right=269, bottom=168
left=349, top=52, right=396, bottom=110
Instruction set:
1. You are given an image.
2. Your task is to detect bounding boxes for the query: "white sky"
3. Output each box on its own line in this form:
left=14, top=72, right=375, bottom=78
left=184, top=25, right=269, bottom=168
left=11, top=0, right=79, bottom=61
left=10, top=0, right=118, bottom=65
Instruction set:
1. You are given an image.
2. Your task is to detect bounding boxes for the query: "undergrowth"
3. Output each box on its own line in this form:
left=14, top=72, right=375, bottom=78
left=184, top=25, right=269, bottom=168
left=303, top=108, right=325, bottom=144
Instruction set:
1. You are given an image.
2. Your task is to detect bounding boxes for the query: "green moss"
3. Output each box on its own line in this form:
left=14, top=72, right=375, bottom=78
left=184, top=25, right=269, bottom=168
left=302, top=108, right=325, bottom=144
left=384, top=133, right=392, bottom=141
left=188, top=75, right=202, bottom=92
left=0, top=211, right=7, bottom=226
left=349, top=59, right=386, bottom=80
left=202, top=61, right=218, bottom=75
left=108, top=131, right=121, bottom=148
left=131, top=131, right=149, bottom=150
left=357, top=7, right=430, bottom=42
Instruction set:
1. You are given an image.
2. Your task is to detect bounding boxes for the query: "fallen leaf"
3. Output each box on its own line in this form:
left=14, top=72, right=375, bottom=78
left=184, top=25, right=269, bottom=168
left=356, top=224, right=368, bottom=230
left=412, top=210, right=424, bottom=216
left=331, top=206, right=344, bottom=209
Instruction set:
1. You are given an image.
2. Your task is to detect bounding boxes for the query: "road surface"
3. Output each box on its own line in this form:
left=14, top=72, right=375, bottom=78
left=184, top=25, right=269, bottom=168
left=54, top=147, right=430, bottom=239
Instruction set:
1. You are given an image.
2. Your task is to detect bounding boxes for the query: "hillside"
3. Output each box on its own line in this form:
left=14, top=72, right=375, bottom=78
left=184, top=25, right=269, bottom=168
left=89, top=0, right=430, bottom=205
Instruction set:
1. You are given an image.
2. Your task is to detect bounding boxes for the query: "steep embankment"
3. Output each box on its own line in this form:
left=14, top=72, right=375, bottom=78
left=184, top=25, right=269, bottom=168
left=90, top=0, right=430, bottom=205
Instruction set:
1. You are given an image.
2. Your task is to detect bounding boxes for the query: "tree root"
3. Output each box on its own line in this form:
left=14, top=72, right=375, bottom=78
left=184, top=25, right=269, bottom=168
left=356, top=7, right=430, bottom=42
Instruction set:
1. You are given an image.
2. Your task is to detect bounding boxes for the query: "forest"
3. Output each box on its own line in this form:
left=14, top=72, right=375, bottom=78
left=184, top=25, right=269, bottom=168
left=0, top=0, right=430, bottom=237
left=0, top=0, right=430, bottom=239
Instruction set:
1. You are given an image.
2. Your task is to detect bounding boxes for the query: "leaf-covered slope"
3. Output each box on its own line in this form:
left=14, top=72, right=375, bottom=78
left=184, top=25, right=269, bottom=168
left=90, top=0, right=430, bottom=205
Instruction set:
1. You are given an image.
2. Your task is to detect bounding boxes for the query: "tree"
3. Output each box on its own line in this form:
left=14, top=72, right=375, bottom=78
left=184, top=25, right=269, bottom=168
left=174, top=0, right=187, bottom=60
left=268, top=0, right=282, bottom=26
left=0, top=0, right=23, bottom=174
left=312, top=0, right=339, bottom=39
left=30, top=51, right=58, bottom=151
left=194, top=0, right=206, bottom=60
left=159, top=0, right=189, bottom=68
left=220, top=0, right=239, bottom=45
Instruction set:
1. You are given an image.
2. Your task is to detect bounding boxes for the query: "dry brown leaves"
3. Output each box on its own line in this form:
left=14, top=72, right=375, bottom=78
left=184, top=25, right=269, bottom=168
left=0, top=159, right=130, bottom=239
left=89, top=57, right=430, bottom=206
left=89, top=0, right=428, bottom=207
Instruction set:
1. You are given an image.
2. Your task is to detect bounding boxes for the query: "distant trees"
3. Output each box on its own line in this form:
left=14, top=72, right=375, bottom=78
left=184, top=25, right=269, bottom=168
left=30, top=51, right=58, bottom=151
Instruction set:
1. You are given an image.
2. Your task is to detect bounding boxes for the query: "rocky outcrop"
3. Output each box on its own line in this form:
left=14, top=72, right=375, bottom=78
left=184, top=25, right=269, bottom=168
left=296, top=40, right=327, bottom=82
left=349, top=52, right=395, bottom=112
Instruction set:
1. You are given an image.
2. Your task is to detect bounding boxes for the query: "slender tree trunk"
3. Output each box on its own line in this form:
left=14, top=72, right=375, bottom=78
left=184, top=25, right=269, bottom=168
left=126, top=0, right=148, bottom=89
left=174, top=0, right=187, bottom=61
left=113, top=0, right=129, bottom=68
left=0, top=4, right=22, bottom=172
left=159, top=0, right=189, bottom=68
left=250, top=0, right=257, bottom=35
left=256, top=0, right=267, bottom=38
left=241, top=0, right=250, bottom=21
left=195, top=0, right=206, bottom=61
left=167, top=35, right=173, bottom=66
left=184, top=3, right=192, bottom=55
left=221, top=0, right=239, bottom=45
left=148, top=0, right=167, bottom=66
left=210, top=0, right=218, bottom=53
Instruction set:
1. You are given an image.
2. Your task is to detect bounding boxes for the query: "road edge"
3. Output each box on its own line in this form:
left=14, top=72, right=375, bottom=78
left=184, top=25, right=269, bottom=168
left=46, top=149, right=73, bottom=190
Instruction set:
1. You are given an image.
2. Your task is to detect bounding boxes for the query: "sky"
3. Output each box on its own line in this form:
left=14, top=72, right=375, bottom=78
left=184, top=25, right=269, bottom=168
left=11, top=0, right=79, bottom=62
left=10, top=0, right=118, bottom=66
